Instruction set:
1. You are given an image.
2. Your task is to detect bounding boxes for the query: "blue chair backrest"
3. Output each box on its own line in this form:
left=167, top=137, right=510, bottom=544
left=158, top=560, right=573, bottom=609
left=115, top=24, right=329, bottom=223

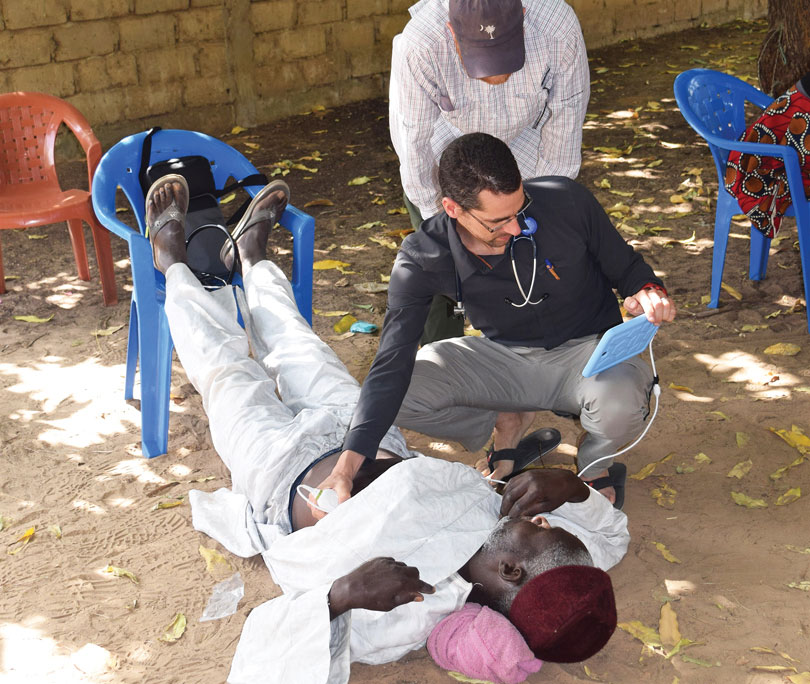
left=674, top=69, right=774, bottom=180
left=94, top=129, right=263, bottom=236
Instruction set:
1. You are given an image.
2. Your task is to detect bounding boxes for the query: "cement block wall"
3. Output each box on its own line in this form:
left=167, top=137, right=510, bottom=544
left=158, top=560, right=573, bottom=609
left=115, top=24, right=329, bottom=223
left=0, top=0, right=765, bottom=149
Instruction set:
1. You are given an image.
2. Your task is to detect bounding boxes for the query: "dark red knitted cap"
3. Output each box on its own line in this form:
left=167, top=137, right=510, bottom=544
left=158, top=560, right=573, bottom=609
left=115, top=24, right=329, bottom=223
left=509, top=565, right=617, bottom=663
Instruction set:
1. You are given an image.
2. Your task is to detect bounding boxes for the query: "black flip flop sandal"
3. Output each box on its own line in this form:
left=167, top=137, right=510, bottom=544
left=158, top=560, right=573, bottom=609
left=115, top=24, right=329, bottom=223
left=585, top=462, right=627, bottom=510
left=486, top=427, right=562, bottom=481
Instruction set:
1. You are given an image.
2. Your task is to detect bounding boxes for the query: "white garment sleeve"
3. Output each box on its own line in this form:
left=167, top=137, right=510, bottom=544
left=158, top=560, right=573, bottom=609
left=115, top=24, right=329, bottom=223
left=389, top=35, right=444, bottom=219
left=512, top=17, right=589, bottom=179
left=546, top=488, right=630, bottom=571
left=228, top=584, right=351, bottom=684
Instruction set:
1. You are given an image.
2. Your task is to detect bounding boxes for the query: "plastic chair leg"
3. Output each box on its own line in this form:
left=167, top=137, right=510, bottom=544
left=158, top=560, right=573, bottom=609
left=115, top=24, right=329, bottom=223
left=709, top=192, right=738, bottom=308
left=66, top=218, right=91, bottom=281
left=749, top=227, right=770, bottom=281
left=124, top=299, right=139, bottom=401
left=138, top=311, right=174, bottom=459
left=88, top=214, right=118, bottom=306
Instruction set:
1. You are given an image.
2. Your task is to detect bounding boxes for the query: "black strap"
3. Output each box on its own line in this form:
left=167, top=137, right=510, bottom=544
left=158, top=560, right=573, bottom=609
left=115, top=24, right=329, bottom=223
left=216, top=173, right=267, bottom=198
left=138, top=126, right=162, bottom=193
left=222, top=173, right=270, bottom=227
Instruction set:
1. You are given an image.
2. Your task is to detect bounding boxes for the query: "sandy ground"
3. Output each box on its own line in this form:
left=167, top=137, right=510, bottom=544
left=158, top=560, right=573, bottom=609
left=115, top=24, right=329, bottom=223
left=2, top=17, right=810, bottom=684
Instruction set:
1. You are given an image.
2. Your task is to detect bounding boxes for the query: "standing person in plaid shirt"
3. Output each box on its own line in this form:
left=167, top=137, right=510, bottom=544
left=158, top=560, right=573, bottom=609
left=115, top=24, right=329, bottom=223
left=389, top=0, right=590, bottom=342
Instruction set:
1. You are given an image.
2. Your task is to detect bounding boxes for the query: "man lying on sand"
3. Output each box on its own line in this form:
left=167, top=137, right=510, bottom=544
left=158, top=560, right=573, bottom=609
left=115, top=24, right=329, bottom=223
left=144, top=174, right=630, bottom=683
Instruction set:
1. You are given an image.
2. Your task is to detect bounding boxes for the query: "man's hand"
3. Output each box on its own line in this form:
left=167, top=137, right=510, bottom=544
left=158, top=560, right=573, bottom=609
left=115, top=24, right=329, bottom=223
left=309, top=450, right=365, bottom=520
left=327, top=557, right=435, bottom=619
left=500, top=469, right=590, bottom=518
left=623, top=285, right=676, bottom=325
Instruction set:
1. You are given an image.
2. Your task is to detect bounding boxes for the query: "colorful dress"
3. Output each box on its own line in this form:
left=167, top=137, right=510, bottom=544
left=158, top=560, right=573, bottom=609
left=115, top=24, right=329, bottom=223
left=724, top=79, right=810, bottom=239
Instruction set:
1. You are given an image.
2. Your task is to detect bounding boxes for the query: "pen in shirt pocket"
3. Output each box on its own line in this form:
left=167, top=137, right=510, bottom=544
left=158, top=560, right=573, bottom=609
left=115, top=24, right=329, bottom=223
left=532, top=68, right=552, bottom=129
left=545, top=259, right=560, bottom=280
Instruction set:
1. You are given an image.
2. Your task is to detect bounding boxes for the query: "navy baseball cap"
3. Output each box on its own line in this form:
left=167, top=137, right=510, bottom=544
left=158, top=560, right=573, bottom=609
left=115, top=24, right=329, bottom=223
left=449, top=0, right=525, bottom=79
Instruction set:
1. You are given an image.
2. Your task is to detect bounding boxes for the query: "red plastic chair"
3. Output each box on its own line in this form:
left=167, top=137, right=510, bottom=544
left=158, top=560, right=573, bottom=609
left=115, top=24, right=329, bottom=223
left=0, top=92, right=117, bottom=305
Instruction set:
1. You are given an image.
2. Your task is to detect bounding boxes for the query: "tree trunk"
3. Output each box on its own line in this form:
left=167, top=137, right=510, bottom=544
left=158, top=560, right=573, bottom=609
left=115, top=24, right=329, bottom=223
left=758, top=0, right=810, bottom=96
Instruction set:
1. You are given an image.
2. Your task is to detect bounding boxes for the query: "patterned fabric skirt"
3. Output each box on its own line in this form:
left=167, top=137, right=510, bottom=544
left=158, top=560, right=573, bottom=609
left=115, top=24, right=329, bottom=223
left=724, top=85, right=810, bottom=239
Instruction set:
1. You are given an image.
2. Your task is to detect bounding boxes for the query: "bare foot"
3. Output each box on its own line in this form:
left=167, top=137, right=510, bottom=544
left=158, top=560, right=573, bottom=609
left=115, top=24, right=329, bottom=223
left=486, top=411, right=536, bottom=481
left=146, top=179, right=188, bottom=274
left=583, top=469, right=616, bottom=505
left=222, top=184, right=289, bottom=272
left=236, top=190, right=288, bottom=270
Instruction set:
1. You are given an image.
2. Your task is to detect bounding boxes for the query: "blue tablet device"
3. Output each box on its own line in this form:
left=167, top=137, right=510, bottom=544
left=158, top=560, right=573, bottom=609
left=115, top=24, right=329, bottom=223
left=581, top=315, right=659, bottom=378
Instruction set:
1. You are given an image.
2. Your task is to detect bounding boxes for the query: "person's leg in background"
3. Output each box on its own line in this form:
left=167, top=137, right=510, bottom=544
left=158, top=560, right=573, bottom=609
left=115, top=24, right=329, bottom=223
left=403, top=193, right=464, bottom=344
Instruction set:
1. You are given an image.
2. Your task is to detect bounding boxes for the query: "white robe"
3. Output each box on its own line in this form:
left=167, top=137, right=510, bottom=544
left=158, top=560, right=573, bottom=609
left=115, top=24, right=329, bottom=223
left=163, top=261, right=630, bottom=684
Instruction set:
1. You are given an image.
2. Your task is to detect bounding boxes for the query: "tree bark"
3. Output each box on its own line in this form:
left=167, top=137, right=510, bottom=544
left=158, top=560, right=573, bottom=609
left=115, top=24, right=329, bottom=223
left=758, top=0, right=810, bottom=96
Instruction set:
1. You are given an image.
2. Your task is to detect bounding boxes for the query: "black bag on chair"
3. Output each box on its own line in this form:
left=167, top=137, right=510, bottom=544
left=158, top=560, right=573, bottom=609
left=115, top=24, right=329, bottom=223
left=139, top=127, right=268, bottom=286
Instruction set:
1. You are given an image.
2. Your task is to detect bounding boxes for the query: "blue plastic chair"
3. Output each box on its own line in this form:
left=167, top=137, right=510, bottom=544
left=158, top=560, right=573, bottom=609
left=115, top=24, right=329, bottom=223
left=92, top=129, right=315, bottom=457
left=674, top=69, right=810, bottom=332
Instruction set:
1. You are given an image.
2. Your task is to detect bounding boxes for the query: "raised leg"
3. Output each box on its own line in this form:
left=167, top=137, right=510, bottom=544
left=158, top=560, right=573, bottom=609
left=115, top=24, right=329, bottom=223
left=245, top=261, right=361, bottom=415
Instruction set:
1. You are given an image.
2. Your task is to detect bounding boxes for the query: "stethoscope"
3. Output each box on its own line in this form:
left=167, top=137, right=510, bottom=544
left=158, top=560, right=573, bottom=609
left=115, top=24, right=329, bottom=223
left=454, top=214, right=547, bottom=317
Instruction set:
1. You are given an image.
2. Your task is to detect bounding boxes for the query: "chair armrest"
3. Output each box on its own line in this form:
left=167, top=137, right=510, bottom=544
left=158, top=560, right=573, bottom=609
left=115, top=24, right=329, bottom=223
left=706, top=134, right=806, bottom=191
left=92, top=195, right=144, bottom=244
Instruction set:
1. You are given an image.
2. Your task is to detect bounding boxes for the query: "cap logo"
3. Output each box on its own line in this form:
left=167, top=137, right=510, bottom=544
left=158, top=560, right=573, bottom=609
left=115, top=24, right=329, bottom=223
left=479, top=24, right=496, bottom=39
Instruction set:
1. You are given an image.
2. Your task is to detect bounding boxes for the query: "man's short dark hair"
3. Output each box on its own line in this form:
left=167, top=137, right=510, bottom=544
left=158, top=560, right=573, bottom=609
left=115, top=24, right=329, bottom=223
left=438, top=133, right=521, bottom=210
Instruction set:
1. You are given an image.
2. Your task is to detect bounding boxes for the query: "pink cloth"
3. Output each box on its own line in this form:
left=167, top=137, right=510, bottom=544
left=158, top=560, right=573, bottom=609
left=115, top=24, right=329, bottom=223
left=427, top=603, right=543, bottom=684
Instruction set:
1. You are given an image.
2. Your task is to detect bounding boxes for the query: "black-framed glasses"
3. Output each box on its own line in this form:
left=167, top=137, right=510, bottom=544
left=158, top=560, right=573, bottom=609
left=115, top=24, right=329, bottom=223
left=465, top=191, right=533, bottom=234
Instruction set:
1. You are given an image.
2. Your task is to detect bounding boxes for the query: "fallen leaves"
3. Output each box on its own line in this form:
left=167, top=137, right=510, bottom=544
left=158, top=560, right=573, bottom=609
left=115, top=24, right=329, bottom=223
left=763, top=342, right=801, bottom=356
left=630, top=452, right=673, bottom=480
left=720, top=282, right=743, bottom=300
left=652, top=482, right=676, bottom=507
left=668, top=383, right=693, bottom=393
left=92, top=324, right=124, bottom=337
left=103, top=565, right=139, bottom=583
left=787, top=581, right=810, bottom=591
left=348, top=175, right=374, bottom=186
left=313, top=260, right=351, bottom=271
left=158, top=613, right=187, bottom=642
left=775, top=487, right=801, bottom=506
left=7, top=526, right=35, bottom=555
left=199, top=545, right=233, bottom=575
left=652, top=541, right=681, bottom=563
left=303, top=198, right=334, bottom=208
left=730, top=491, right=767, bottom=508
left=334, top=314, right=357, bottom=334
left=726, top=459, right=752, bottom=479
left=14, top=314, right=54, bottom=323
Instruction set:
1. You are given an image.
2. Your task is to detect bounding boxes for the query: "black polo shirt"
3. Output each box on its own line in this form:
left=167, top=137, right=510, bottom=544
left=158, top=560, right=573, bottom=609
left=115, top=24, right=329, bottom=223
left=343, top=177, right=664, bottom=459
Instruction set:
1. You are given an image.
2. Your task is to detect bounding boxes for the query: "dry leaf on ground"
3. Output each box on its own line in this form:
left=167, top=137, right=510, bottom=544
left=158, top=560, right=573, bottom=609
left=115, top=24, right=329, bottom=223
left=652, top=541, right=681, bottom=564
left=158, top=613, right=187, bottom=643
left=103, top=565, right=139, bottom=583
left=775, top=488, right=801, bottom=506
left=763, top=343, right=801, bottom=356
left=730, top=492, right=767, bottom=508
left=727, top=459, right=753, bottom=479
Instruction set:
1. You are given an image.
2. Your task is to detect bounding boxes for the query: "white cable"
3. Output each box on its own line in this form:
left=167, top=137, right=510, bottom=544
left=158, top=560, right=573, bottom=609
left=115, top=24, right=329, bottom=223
left=576, top=340, right=660, bottom=478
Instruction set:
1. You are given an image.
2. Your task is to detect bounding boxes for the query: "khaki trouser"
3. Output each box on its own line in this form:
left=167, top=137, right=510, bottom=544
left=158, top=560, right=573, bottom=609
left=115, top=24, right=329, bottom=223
left=395, top=333, right=653, bottom=478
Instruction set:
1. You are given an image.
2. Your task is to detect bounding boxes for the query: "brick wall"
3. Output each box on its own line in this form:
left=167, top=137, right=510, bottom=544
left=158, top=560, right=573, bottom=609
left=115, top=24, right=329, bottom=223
left=0, top=0, right=765, bottom=149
